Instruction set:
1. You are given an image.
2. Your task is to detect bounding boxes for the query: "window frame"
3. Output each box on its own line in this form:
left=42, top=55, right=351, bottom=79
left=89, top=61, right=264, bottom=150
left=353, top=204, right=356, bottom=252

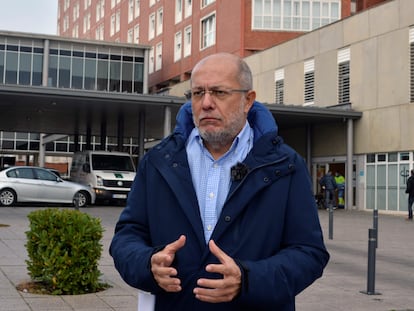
left=200, top=12, right=216, bottom=50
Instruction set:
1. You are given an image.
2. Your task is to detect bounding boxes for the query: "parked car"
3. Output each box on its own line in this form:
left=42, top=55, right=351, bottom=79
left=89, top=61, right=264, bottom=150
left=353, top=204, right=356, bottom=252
left=0, top=166, right=95, bottom=207
left=47, top=168, right=62, bottom=178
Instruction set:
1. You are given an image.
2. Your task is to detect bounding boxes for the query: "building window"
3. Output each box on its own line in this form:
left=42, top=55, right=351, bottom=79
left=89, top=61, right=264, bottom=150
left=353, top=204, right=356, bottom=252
left=110, top=14, right=116, bottom=36
left=135, top=0, right=140, bottom=18
left=366, top=151, right=413, bottom=212
left=83, top=12, right=91, bottom=33
left=410, top=27, right=414, bottom=103
left=134, top=24, right=140, bottom=44
left=275, top=69, right=284, bottom=105
left=84, top=52, right=98, bottom=91
left=0, top=42, right=43, bottom=86
left=96, top=0, right=105, bottom=22
left=201, top=13, right=216, bottom=50
left=201, top=0, right=214, bottom=8
left=149, top=47, right=154, bottom=74
left=63, top=15, right=69, bottom=32
left=84, top=0, right=91, bottom=10
left=175, top=0, right=183, bottom=24
left=127, top=29, right=134, bottom=43
left=64, top=0, right=70, bottom=11
left=184, top=26, right=192, bottom=57
left=128, top=0, right=134, bottom=23
left=72, top=24, right=79, bottom=38
left=338, top=47, right=350, bottom=105
left=85, top=53, right=97, bottom=90
left=157, top=8, right=163, bottom=36
left=71, top=52, right=85, bottom=89
left=155, top=43, right=162, bottom=71
left=45, top=45, right=143, bottom=94
left=110, top=11, right=120, bottom=36
left=95, top=24, right=104, bottom=40
left=185, top=0, right=192, bottom=18
left=174, top=32, right=182, bottom=62
left=253, top=0, right=340, bottom=31
left=0, top=131, right=139, bottom=155
left=149, top=0, right=156, bottom=7
left=149, top=13, right=155, bottom=40
left=304, top=59, right=314, bottom=106
left=73, top=2, right=80, bottom=22
left=115, top=10, right=121, bottom=33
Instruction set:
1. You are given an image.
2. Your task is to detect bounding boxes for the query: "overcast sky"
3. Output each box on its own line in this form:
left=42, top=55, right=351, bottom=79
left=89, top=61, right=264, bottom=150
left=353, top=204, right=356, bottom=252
left=0, top=0, right=58, bottom=35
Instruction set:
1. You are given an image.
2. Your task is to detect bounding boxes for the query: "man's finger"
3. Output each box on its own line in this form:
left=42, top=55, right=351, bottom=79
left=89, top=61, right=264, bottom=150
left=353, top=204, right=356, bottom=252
left=165, top=235, right=186, bottom=254
left=208, top=240, right=230, bottom=263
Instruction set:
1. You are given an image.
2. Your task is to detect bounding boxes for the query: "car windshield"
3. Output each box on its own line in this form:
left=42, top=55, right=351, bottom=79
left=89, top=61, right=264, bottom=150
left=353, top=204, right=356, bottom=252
left=91, top=154, right=135, bottom=172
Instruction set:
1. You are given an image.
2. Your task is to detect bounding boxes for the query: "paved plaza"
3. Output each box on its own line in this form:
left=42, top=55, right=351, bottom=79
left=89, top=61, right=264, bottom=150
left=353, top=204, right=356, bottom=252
left=0, top=206, right=413, bottom=311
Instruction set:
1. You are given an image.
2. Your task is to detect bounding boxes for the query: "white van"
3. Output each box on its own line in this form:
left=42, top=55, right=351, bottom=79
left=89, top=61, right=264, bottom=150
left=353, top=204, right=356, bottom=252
left=70, top=151, right=136, bottom=203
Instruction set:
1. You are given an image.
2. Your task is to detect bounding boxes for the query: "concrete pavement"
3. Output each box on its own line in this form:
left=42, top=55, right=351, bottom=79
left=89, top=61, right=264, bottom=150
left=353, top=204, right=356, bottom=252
left=0, top=206, right=413, bottom=311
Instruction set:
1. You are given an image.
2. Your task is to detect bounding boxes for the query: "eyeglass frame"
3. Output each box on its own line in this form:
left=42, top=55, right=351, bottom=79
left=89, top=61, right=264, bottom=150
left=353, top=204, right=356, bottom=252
left=184, top=88, right=250, bottom=101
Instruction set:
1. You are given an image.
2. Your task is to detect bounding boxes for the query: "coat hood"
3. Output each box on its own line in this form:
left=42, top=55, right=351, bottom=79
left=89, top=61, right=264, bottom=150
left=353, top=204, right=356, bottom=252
left=173, top=101, right=278, bottom=142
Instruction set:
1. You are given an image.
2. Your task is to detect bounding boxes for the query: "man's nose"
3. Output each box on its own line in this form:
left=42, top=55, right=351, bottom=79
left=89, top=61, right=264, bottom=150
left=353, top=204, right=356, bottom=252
left=200, top=91, right=215, bottom=107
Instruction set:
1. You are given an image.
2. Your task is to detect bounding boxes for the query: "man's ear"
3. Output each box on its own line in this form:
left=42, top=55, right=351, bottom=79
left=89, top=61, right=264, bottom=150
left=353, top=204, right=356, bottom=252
left=244, top=90, right=256, bottom=112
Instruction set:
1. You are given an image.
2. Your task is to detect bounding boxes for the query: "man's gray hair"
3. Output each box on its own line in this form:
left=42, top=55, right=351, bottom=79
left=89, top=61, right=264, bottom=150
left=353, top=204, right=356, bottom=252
left=237, top=58, right=253, bottom=90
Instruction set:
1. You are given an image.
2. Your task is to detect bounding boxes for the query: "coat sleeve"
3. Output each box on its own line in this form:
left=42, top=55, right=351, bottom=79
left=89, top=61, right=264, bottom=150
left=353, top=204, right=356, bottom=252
left=109, top=157, right=163, bottom=294
left=235, top=156, right=329, bottom=308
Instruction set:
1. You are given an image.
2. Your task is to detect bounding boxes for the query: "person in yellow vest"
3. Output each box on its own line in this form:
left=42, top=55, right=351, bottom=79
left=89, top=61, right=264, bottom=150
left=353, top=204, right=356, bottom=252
left=335, top=172, right=345, bottom=208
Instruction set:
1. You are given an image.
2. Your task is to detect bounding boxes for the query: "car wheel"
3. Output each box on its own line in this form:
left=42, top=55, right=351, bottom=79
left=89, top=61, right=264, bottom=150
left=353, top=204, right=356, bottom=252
left=73, top=191, right=89, bottom=208
left=0, top=189, right=17, bottom=206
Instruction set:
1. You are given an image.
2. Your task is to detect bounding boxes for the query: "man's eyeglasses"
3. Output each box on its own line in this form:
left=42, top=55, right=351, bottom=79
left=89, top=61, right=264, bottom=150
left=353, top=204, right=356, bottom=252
left=184, top=88, right=250, bottom=101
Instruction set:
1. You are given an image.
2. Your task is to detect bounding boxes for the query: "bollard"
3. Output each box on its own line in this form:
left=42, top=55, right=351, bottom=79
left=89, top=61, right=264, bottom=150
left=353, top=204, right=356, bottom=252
left=73, top=194, right=80, bottom=211
left=373, top=209, right=378, bottom=248
left=328, top=206, right=333, bottom=240
left=360, top=228, right=381, bottom=295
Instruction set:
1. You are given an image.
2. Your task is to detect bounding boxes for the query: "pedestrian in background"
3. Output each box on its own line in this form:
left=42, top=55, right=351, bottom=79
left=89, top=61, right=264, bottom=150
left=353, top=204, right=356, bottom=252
left=319, top=171, right=337, bottom=210
left=110, top=53, right=329, bottom=310
left=334, top=171, right=345, bottom=208
left=405, top=169, right=414, bottom=221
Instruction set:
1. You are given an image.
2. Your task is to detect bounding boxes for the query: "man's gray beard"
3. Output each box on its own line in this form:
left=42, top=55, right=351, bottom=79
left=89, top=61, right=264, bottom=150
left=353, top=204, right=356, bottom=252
left=198, top=130, right=235, bottom=148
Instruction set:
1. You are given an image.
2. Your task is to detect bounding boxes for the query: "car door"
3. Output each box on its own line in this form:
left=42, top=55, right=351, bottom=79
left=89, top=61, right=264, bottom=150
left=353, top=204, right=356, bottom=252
left=34, top=168, right=73, bottom=203
left=8, top=168, right=40, bottom=202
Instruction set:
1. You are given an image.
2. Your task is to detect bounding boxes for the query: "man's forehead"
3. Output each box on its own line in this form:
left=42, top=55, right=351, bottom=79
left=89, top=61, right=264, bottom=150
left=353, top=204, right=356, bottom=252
left=191, top=64, right=238, bottom=86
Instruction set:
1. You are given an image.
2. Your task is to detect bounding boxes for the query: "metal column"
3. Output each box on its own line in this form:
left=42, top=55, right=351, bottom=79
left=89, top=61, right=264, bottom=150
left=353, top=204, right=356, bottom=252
left=138, top=111, right=145, bottom=160
left=346, top=118, right=353, bottom=210
left=163, top=106, right=172, bottom=137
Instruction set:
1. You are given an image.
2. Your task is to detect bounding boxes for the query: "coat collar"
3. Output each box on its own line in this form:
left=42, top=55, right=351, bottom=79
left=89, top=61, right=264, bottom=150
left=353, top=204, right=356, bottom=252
left=173, top=101, right=279, bottom=142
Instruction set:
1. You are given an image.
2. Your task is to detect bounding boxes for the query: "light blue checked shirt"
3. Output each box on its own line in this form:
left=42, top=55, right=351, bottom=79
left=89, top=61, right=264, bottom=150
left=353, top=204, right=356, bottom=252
left=186, top=122, right=254, bottom=243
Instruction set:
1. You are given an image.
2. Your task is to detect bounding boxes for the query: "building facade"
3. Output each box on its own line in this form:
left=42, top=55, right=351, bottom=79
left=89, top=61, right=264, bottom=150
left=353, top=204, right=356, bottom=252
left=0, top=31, right=185, bottom=175
left=53, top=0, right=410, bottom=213
left=169, top=0, right=414, bottom=214
left=58, top=0, right=371, bottom=93
left=250, top=0, right=414, bottom=214
left=0, top=32, right=147, bottom=93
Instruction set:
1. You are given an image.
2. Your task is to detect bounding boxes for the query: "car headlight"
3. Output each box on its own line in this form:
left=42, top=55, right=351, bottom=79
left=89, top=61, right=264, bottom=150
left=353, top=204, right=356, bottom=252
left=97, top=175, right=103, bottom=186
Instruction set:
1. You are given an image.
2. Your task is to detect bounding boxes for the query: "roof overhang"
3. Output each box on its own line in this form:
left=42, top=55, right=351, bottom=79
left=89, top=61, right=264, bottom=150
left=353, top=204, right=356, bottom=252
left=0, top=84, right=362, bottom=142
left=0, top=84, right=185, bottom=139
left=264, top=103, right=362, bottom=129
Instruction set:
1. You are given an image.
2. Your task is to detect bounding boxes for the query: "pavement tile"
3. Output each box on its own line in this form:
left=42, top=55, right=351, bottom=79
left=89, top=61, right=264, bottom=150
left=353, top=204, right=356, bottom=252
left=20, top=296, right=72, bottom=311
left=0, top=297, right=31, bottom=311
left=1, top=206, right=414, bottom=311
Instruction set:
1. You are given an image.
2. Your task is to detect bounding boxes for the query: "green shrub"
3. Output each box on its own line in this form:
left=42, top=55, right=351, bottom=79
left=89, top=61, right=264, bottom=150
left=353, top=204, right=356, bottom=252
left=25, top=208, right=105, bottom=295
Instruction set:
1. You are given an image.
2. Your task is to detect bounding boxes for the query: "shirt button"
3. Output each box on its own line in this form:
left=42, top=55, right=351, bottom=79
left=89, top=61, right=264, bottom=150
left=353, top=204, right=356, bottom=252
left=207, top=225, right=213, bottom=231
left=209, top=192, right=214, bottom=198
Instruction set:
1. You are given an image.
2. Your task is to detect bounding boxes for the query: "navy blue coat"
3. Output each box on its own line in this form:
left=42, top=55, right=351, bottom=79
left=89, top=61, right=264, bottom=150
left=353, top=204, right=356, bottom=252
left=110, top=101, right=329, bottom=310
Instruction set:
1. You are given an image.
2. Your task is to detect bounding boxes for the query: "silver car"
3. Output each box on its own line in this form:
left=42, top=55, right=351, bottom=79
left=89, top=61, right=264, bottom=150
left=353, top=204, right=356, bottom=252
left=0, top=166, right=95, bottom=207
